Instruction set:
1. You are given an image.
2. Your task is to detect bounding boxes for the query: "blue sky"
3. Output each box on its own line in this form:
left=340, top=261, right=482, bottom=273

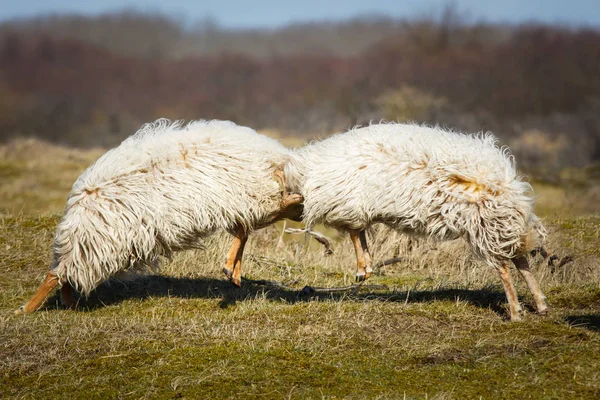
left=1, top=0, right=599, bottom=28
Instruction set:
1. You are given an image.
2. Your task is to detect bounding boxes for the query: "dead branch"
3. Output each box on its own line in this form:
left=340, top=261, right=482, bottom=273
left=373, top=257, right=405, bottom=271
left=241, top=276, right=389, bottom=296
left=549, top=255, right=575, bottom=273
left=530, top=246, right=549, bottom=259
left=300, top=283, right=389, bottom=295
left=530, top=246, right=574, bottom=273
left=284, top=227, right=334, bottom=255
left=242, top=277, right=298, bottom=290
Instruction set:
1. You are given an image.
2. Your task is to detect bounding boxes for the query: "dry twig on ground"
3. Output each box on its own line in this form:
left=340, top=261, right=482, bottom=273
left=284, top=227, right=334, bottom=255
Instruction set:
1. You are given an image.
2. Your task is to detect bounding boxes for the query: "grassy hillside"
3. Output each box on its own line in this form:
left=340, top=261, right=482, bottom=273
left=1, top=139, right=599, bottom=399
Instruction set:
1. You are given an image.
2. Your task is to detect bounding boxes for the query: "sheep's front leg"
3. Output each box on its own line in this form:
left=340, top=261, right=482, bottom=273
left=512, top=256, right=548, bottom=315
left=223, top=226, right=248, bottom=287
left=359, top=230, right=373, bottom=278
left=497, top=262, right=523, bottom=321
left=350, top=230, right=373, bottom=282
left=15, top=272, right=60, bottom=314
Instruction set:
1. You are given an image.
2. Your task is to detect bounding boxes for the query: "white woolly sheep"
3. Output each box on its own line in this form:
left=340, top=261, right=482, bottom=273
left=286, top=123, right=547, bottom=321
left=16, top=119, right=302, bottom=313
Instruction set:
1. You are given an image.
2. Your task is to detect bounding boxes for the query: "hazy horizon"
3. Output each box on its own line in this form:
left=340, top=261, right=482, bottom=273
left=1, top=0, right=599, bottom=29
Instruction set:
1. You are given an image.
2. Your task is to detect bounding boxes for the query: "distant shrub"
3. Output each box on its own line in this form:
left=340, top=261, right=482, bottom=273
left=1, top=16, right=599, bottom=164
left=375, top=86, right=447, bottom=122
left=510, top=130, right=568, bottom=181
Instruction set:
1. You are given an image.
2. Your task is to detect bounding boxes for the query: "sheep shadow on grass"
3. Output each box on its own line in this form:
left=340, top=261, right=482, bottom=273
left=41, top=274, right=516, bottom=318
left=564, top=315, right=600, bottom=332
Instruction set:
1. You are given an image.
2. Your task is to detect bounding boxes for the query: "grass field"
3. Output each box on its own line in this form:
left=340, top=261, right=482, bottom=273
left=1, top=138, right=599, bottom=399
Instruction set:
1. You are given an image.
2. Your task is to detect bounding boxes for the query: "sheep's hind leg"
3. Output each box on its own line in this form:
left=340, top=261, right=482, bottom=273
left=15, top=272, right=60, bottom=314
left=512, top=256, right=548, bottom=315
left=231, top=234, right=248, bottom=287
left=497, top=262, right=523, bottom=321
left=350, top=230, right=372, bottom=282
left=223, top=226, right=248, bottom=288
left=359, top=230, right=373, bottom=280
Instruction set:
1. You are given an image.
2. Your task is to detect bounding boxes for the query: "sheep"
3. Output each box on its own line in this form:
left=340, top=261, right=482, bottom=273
left=15, top=119, right=303, bottom=314
left=285, top=123, right=547, bottom=321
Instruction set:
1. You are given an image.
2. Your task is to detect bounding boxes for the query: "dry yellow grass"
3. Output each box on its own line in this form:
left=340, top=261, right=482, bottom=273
left=1, top=138, right=599, bottom=399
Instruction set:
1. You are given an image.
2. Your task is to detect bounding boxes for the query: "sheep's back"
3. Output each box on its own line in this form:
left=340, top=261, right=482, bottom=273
left=291, top=124, right=534, bottom=244
left=70, top=119, right=287, bottom=231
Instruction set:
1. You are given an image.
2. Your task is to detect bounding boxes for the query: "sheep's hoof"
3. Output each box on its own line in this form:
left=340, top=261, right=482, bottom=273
left=355, top=272, right=372, bottom=283
left=14, top=305, right=25, bottom=315
left=223, top=268, right=242, bottom=287
left=230, top=277, right=242, bottom=288
left=537, top=308, right=549, bottom=316
left=509, top=309, right=524, bottom=322
left=222, top=268, right=233, bottom=279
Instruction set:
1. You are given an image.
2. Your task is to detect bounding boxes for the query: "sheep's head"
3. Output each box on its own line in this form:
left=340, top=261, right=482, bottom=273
left=280, top=193, right=304, bottom=222
left=281, top=202, right=304, bottom=222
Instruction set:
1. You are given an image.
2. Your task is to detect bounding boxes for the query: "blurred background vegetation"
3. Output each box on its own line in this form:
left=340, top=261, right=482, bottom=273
left=1, top=6, right=599, bottom=183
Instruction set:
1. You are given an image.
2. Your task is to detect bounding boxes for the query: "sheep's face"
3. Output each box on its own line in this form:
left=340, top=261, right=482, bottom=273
left=281, top=203, right=304, bottom=222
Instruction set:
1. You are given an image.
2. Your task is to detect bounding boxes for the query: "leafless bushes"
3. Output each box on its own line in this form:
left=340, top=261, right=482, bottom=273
left=1, top=12, right=600, bottom=173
